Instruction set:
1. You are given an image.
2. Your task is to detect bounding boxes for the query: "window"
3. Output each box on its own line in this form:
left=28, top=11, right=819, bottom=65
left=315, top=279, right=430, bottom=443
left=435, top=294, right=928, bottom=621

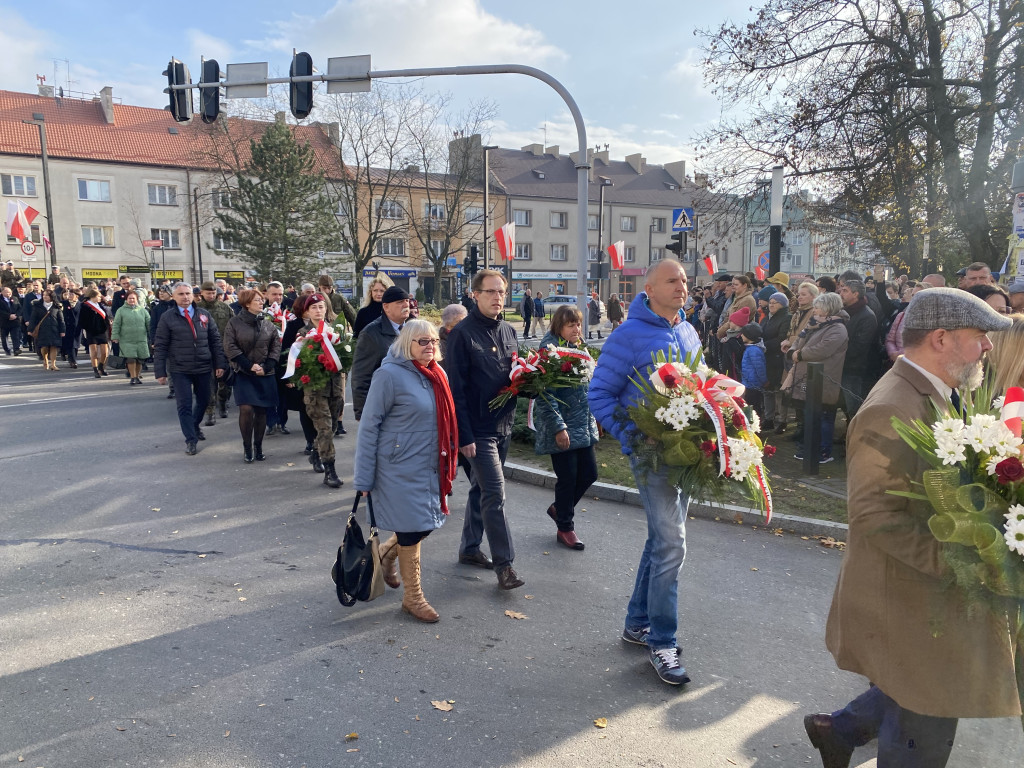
left=81, top=226, right=114, bottom=247
left=424, top=202, right=446, bottom=221
left=377, top=238, right=405, bottom=256
left=513, top=209, right=531, bottom=227
left=1, top=173, right=36, bottom=197
left=650, top=247, right=663, bottom=262
left=587, top=214, right=599, bottom=231
left=789, top=231, right=806, bottom=246
left=514, top=243, right=531, bottom=260
left=651, top=217, right=666, bottom=233
left=720, top=246, right=729, bottom=264
left=753, top=232, right=767, bottom=246
left=213, top=234, right=236, bottom=251
left=376, top=198, right=404, bottom=220
left=791, top=249, right=803, bottom=267
left=588, top=245, right=599, bottom=262
left=213, top=189, right=232, bottom=209
left=620, top=215, right=636, bottom=232
left=429, top=240, right=445, bottom=259
left=624, top=246, right=636, bottom=263
left=147, top=184, right=177, bottom=206
left=464, top=206, right=484, bottom=224
left=550, top=211, right=568, bottom=229
left=550, top=244, right=567, bottom=261
left=77, top=179, right=111, bottom=202
left=150, top=228, right=180, bottom=249
left=7, top=224, right=40, bottom=244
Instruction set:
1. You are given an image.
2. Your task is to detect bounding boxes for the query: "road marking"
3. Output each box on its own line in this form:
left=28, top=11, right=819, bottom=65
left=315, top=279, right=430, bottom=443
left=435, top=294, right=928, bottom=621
left=0, top=392, right=114, bottom=409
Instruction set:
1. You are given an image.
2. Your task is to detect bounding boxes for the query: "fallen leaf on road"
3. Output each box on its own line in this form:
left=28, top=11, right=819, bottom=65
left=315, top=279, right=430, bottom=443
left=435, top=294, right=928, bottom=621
left=286, top=463, right=295, bottom=467
left=238, top=597, right=247, bottom=602
left=504, top=610, right=528, bottom=620
left=431, top=700, right=453, bottom=712
left=224, top=730, right=230, bottom=738
left=151, top=508, right=160, bottom=511
left=751, top=567, right=758, bottom=571
left=346, top=748, right=359, bottom=752
left=116, top=727, right=126, bottom=731
left=594, top=718, right=607, bottom=728
left=345, top=733, right=358, bottom=741
left=197, top=554, right=206, bottom=558
left=524, top=595, right=534, bottom=599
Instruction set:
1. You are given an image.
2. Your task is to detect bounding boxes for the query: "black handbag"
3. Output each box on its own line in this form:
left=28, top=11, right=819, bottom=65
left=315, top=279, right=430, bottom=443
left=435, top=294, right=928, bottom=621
left=331, top=493, right=385, bottom=606
left=105, top=354, right=126, bottom=369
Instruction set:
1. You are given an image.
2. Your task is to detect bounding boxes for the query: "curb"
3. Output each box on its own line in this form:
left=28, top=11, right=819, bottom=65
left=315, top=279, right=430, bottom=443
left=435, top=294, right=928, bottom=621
left=503, top=461, right=848, bottom=540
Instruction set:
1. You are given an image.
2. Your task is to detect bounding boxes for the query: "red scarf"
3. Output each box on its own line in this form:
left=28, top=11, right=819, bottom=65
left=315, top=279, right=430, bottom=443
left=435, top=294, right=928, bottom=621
left=413, top=360, right=459, bottom=515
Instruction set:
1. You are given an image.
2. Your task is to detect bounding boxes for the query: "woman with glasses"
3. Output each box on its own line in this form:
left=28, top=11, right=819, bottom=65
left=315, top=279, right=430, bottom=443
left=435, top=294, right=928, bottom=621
left=533, top=305, right=598, bottom=550
left=223, top=288, right=282, bottom=463
left=354, top=319, right=459, bottom=623
left=965, top=283, right=1011, bottom=315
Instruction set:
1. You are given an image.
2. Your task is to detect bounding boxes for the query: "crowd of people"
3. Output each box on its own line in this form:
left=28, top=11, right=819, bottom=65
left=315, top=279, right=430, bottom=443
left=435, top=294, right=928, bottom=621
left=7, top=254, right=1024, bottom=756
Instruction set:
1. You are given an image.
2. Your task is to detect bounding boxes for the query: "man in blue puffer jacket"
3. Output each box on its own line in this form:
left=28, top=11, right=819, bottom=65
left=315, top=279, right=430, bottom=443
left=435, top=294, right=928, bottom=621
left=588, top=259, right=702, bottom=687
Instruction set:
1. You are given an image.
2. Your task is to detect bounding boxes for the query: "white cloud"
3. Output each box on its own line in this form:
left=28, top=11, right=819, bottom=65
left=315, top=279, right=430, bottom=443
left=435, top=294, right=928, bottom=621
left=261, top=0, right=567, bottom=70
left=0, top=9, right=51, bottom=93
left=186, top=30, right=234, bottom=70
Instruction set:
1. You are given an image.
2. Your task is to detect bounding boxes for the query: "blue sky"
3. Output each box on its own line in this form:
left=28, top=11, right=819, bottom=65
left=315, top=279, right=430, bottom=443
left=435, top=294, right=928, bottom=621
left=1, top=0, right=757, bottom=167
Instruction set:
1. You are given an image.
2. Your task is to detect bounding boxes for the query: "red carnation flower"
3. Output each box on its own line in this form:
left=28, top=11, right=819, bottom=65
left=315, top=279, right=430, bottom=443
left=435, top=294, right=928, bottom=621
left=317, top=354, right=327, bottom=364
left=561, top=361, right=572, bottom=373
left=700, top=440, right=716, bottom=457
left=995, top=456, right=1024, bottom=485
left=763, top=445, right=777, bottom=458
left=731, top=411, right=745, bottom=428
left=300, top=375, right=311, bottom=384
left=294, top=359, right=302, bottom=368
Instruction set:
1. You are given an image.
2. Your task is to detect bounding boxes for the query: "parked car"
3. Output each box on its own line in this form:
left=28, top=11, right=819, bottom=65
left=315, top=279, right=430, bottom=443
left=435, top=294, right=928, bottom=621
left=544, top=294, right=578, bottom=306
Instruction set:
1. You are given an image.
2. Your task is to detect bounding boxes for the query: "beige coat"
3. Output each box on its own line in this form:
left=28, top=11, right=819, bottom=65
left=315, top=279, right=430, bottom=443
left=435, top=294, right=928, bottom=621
left=716, top=291, right=757, bottom=339
left=825, top=358, right=1021, bottom=718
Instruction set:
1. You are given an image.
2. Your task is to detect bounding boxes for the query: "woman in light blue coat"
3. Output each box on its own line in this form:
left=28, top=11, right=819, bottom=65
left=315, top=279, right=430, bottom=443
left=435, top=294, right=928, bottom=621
left=354, top=319, right=458, bottom=623
left=533, top=305, right=599, bottom=551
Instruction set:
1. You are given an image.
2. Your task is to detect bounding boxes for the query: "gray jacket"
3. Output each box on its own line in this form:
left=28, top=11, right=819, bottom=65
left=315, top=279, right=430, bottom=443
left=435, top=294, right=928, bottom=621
left=353, top=354, right=446, bottom=533
left=350, top=314, right=399, bottom=419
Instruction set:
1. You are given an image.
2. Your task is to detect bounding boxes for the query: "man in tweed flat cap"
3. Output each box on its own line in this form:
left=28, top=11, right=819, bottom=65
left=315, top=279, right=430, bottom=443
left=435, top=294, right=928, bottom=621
left=804, top=288, right=1014, bottom=768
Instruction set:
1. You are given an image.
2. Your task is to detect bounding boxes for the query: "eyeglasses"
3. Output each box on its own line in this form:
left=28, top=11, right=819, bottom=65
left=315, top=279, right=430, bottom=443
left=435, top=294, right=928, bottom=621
left=996, top=306, right=1012, bottom=314
left=414, top=338, right=441, bottom=347
left=477, top=289, right=506, bottom=297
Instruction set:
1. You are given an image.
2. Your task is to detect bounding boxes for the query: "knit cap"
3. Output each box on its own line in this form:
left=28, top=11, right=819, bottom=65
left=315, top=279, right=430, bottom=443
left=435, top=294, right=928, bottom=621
left=729, top=307, right=751, bottom=326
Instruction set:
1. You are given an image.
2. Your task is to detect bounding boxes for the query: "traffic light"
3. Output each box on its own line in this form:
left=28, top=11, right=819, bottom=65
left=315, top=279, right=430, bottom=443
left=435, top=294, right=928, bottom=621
left=848, top=240, right=856, bottom=254
left=290, top=51, right=314, bottom=120
left=666, top=233, right=684, bottom=255
left=199, top=59, right=221, bottom=124
left=164, top=59, right=193, bottom=123
left=466, top=245, right=479, bottom=276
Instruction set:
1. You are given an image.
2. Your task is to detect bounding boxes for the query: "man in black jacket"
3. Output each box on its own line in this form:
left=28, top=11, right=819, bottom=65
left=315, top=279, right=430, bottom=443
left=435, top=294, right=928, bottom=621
left=446, top=269, right=524, bottom=591
left=350, top=286, right=410, bottom=420
left=21, top=279, right=42, bottom=352
left=1, top=286, right=21, bottom=355
left=838, top=278, right=880, bottom=421
left=154, top=282, right=227, bottom=455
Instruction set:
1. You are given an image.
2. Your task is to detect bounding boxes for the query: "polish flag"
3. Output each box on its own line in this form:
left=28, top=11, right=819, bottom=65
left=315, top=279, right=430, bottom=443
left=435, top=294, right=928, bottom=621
left=1002, top=386, right=1024, bottom=438
left=755, top=265, right=766, bottom=281
left=608, top=240, right=625, bottom=270
left=6, top=200, right=39, bottom=241
left=495, top=222, right=516, bottom=261
left=42, top=234, right=51, bottom=253
left=702, top=254, right=718, bottom=278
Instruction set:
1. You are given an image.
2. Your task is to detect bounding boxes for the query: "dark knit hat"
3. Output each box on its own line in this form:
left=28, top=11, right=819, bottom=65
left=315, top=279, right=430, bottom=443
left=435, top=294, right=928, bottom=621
left=381, top=286, right=410, bottom=303
left=740, top=323, right=763, bottom=342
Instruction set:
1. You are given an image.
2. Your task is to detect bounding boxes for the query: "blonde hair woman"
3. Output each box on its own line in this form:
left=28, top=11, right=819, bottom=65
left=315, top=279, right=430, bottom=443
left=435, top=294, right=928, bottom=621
left=986, top=315, right=1024, bottom=393
left=353, top=276, right=393, bottom=338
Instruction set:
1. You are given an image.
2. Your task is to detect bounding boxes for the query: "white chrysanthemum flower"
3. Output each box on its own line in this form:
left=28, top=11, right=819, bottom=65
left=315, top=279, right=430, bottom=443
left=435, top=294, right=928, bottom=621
left=935, top=443, right=967, bottom=466
left=932, top=417, right=966, bottom=440
left=655, top=397, right=700, bottom=430
left=1004, top=518, right=1024, bottom=557
left=726, top=436, right=763, bottom=482
left=964, top=415, right=1002, bottom=451
left=1005, top=505, right=1024, bottom=525
left=748, top=410, right=761, bottom=434
left=993, top=395, right=1006, bottom=410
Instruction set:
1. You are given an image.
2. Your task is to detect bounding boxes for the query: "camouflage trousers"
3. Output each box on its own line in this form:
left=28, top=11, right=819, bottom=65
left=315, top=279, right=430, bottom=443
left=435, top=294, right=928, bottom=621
left=204, top=371, right=232, bottom=416
left=303, top=372, right=344, bottom=462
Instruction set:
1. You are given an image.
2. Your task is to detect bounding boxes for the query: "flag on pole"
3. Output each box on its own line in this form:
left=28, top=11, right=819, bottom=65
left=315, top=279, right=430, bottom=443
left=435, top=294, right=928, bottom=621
left=755, top=265, right=766, bottom=281
left=6, top=200, right=39, bottom=241
left=702, top=254, right=718, bottom=278
left=608, top=240, right=625, bottom=270
left=495, top=222, right=516, bottom=261
left=42, top=234, right=52, bottom=253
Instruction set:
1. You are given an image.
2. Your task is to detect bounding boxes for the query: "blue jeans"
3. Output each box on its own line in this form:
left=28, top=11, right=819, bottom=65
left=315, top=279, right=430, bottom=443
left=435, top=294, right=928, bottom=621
left=460, top=433, right=515, bottom=569
left=832, top=685, right=957, bottom=767
left=169, top=370, right=212, bottom=442
left=626, top=456, right=689, bottom=650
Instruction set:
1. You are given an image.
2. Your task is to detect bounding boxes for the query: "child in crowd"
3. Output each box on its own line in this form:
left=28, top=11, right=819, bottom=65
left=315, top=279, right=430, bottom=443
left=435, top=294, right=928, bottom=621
left=720, top=306, right=750, bottom=380
left=739, top=322, right=767, bottom=420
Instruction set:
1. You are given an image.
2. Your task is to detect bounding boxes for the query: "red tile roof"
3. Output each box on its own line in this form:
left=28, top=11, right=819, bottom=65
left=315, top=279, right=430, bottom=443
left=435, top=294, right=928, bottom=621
left=0, top=89, right=347, bottom=178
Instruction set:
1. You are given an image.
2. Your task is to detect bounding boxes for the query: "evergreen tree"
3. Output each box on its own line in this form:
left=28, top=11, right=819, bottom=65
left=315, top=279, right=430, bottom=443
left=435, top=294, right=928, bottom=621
left=214, top=120, right=340, bottom=283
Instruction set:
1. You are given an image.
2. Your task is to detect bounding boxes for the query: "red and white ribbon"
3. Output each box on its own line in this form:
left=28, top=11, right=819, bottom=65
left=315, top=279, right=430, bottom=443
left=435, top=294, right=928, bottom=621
left=266, top=302, right=295, bottom=337
left=1002, top=386, right=1024, bottom=439
left=281, top=321, right=341, bottom=379
left=509, top=350, right=543, bottom=387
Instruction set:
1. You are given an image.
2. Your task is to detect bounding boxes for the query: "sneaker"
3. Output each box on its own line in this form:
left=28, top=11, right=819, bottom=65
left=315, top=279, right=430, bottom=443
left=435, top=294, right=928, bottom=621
left=622, top=626, right=651, bottom=646
left=794, top=451, right=804, bottom=460
left=649, top=647, right=691, bottom=686
left=819, top=453, right=834, bottom=465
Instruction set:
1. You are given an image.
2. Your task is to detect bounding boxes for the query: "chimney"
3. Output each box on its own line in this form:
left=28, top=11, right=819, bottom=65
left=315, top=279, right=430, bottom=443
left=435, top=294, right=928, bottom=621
left=275, top=111, right=287, bottom=124
left=544, top=145, right=559, bottom=158
left=315, top=121, right=342, bottom=147
left=625, top=153, right=645, bottom=175
left=521, top=143, right=544, bottom=156
left=99, top=86, right=115, bottom=124
left=38, top=84, right=54, bottom=98
left=664, top=160, right=687, bottom=187
left=448, top=133, right=483, bottom=181
left=593, top=149, right=609, bottom=164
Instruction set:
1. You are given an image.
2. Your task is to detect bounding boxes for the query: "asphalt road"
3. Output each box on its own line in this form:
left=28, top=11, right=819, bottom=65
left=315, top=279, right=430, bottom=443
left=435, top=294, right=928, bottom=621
left=2, top=355, right=1022, bottom=767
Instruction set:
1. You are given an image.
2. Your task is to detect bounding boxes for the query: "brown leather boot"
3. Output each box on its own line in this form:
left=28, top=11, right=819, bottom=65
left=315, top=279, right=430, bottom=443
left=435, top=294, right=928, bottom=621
left=398, top=543, right=439, bottom=623
left=379, top=534, right=400, bottom=589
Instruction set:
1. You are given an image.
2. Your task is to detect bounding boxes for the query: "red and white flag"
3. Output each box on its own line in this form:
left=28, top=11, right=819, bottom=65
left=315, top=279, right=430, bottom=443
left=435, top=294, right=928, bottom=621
left=755, top=265, right=766, bottom=281
left=6, top=200, right=39, bottom=241
left=702, top=254, right=718, bottom=278
left=495, top=222, right=516, bottom=262
left=42, top=234, right=51, bottom=253
left=608, top=240, right=625, bottom=270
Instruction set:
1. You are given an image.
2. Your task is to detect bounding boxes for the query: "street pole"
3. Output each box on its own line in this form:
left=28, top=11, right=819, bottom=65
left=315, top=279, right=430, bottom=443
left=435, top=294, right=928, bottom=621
left=22, top=118, right=57, bottom=270
left=482, top=145, right=496, bottom=271
left=193, top=188, right=204, bottom=282
left=769, top=165, right=784, bottom=276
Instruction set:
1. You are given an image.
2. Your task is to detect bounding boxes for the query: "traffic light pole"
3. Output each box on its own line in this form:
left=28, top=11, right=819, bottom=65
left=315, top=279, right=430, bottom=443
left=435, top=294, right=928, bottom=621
left=167, top=58, right=594, bottom=335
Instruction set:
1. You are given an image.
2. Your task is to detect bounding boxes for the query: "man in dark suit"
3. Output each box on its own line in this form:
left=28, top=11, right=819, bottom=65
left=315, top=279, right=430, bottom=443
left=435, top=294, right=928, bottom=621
left=805, top=288, right=1017, bottom=768
left=21, top=279, right=42, bottom=352
left=1, top=286, right=21, bottom=354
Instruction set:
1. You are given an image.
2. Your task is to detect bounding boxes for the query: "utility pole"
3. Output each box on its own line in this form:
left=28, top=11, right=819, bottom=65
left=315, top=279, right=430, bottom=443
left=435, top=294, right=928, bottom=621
left=769, top=165, right=783, bottom=276
left=22, top=116, right=57, bottom=270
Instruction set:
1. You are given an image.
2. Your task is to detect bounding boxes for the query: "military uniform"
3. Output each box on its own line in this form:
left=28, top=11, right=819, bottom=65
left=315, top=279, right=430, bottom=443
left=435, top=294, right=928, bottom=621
left=1, top=267, right=23, bottom=290
left=196, top=297, right=235, bottom=420
left=300, top=321, right=344, bottom=487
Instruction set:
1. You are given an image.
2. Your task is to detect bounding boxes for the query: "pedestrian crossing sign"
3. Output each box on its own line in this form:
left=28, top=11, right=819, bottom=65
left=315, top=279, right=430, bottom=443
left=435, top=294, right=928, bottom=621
left=672, top=208, right=694, bottom=232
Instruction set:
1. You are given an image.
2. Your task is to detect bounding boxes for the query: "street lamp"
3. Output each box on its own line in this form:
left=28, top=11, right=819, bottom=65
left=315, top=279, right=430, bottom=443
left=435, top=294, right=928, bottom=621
left=596, top=177, right=613, bottom=297
left=769, top=165, right=784, bottom=276
left=21, top=114, right=57, bottom=270
left=481, top=145, right=498, bottom=271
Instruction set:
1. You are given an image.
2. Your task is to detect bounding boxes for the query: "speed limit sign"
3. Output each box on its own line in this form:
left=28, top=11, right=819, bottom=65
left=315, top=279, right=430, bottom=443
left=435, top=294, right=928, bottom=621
left=20, top=240, right=37, bottom=259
